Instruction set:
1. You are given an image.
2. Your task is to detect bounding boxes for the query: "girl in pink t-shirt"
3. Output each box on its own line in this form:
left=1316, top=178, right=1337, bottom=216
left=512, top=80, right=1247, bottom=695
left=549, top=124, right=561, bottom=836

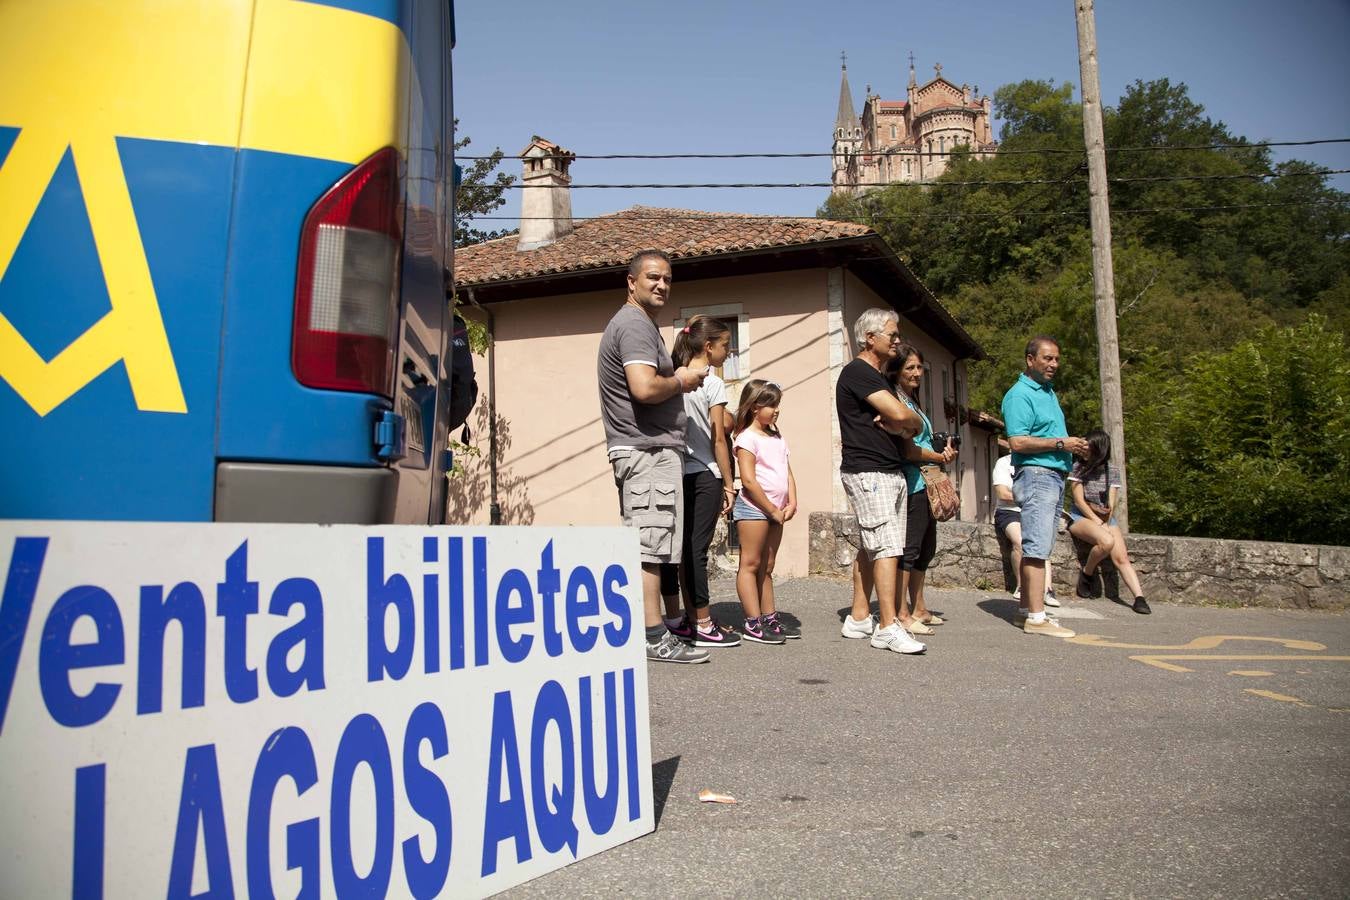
left=732, top=380, right=799, bottom=644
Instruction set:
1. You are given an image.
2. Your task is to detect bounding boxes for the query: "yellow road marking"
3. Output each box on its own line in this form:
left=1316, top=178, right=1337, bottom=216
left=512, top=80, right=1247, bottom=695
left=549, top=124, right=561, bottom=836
left=1244, top=689, right=1304, bottom=703
left=1129, top=654, right=1350, bottom=674
left=1227, top=670, right=1274, bottom=677
left=1067, top=634, right=1327, bottom=652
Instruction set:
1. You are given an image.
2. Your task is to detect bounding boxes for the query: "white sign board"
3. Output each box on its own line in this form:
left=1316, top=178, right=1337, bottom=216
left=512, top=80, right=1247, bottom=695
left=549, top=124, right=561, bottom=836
left=0, top=523, right=653, bottom=897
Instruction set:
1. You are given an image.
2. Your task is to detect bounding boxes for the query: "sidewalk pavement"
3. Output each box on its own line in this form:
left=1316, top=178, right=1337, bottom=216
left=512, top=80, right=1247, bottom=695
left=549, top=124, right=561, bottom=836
left=505, top=575, right=1350, bottom=898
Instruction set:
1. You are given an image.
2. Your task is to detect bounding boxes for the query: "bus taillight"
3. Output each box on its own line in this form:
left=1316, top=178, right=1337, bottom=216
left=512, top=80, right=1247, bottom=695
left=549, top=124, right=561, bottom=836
left=292, top=147, right=403, bottom=396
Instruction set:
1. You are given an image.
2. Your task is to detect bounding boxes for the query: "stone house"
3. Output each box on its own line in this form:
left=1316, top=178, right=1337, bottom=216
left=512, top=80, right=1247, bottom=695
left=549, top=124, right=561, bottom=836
left=450, top=136, right=998, bottom=576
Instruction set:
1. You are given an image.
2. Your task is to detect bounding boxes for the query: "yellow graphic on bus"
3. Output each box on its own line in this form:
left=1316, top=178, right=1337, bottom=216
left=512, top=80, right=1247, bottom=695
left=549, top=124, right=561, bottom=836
left=0, top=0, right=406, bottom=416
left=0, top=130, right=186, bottom=416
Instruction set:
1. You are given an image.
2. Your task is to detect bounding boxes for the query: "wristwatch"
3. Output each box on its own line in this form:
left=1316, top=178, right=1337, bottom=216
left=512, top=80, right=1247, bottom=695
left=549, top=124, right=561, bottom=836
left=1055, top=439, right=1065, bottom=450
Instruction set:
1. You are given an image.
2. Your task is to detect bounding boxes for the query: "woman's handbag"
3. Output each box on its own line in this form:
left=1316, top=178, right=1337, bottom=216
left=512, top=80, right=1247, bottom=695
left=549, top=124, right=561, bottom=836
left=920, top=465, right=960, bottom=521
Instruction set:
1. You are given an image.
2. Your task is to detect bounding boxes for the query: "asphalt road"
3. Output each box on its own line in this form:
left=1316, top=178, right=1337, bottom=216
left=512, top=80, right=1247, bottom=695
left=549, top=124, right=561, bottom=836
left=505, top=576, right=1350, bottom=899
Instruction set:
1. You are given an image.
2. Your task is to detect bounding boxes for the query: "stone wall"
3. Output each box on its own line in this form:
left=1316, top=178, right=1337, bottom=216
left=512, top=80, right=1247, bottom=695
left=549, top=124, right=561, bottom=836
left=807, top=513, right=1349, bottom=610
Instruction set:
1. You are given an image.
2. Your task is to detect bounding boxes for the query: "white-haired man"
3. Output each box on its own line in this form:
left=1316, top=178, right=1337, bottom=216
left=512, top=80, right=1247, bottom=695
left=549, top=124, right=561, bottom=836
left=835, top=307, right=927, bottom=654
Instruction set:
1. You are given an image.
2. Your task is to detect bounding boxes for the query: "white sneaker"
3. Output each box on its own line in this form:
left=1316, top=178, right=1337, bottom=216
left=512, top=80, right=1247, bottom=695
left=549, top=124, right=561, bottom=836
left=870, top=622, right=926, bottom=654
left=1044, top=590, right=1061, bottom=608
left=1012, top=588, right=1021, bottom=601
left=841, top=614, right=877, bottom=639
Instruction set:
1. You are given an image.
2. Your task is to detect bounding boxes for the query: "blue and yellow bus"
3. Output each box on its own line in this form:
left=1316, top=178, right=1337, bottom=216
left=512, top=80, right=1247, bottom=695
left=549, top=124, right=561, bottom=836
left=0, top=0, right=459, bottom=524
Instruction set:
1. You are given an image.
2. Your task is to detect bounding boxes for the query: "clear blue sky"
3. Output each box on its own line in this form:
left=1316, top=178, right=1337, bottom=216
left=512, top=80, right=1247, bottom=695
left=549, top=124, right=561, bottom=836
left=452, top=0, right=1350, bottom=223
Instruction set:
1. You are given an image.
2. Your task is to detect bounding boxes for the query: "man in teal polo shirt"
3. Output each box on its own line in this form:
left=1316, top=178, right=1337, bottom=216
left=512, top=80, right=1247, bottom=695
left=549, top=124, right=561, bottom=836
left=1001, top=336, right=1090, bottom=637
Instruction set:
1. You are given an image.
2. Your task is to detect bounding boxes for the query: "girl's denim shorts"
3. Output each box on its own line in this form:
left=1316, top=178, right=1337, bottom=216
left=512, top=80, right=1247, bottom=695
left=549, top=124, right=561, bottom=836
left=732, top=494, right=767, bottom=521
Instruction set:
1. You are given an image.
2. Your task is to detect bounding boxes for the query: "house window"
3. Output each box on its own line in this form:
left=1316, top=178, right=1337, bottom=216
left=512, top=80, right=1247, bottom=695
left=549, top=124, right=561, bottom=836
left=941, top=368, right=951, bottom=428
left=675, top=303, right=750, bottom=384
left=923, top=362, right=933, bottom=417
left=713, top=316, right=742, bottom=380
left=890, top=124, right=897, bottom=140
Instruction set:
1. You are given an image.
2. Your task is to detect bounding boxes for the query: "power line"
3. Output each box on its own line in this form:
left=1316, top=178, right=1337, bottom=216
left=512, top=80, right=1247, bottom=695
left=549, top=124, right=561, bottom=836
left=470, top=199, right=1346, bottom=223
left=455, top=137, right=1350, bottom=161
left=495, top=169, right=1350, bottom=189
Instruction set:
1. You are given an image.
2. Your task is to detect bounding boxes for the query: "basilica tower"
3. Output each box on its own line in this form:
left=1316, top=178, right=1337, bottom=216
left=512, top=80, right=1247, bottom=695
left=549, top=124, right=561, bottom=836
left=832, top=59, right=862, bottom=196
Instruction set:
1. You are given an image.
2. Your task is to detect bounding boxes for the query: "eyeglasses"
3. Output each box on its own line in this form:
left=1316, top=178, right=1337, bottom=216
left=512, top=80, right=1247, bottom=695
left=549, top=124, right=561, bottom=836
left=871, top=330, right=901, bottom=342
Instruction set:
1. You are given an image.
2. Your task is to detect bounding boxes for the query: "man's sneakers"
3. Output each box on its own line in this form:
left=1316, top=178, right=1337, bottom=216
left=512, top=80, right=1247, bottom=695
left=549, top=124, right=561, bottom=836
left=646, top=629, right=710, bottom=663
left=841, top=613, right=877, bottom=639
left=1022, top=616, right=1075, bottom=638
left=1043, top=589, right=1061, bottom=608
left=870, top=622, right=927, bottom=654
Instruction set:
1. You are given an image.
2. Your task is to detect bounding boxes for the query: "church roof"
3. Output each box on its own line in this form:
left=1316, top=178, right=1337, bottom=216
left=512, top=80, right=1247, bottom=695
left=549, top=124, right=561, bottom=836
left=835, top=65, right=860, bottom=131
left=456, top=206, right=872, bottom=286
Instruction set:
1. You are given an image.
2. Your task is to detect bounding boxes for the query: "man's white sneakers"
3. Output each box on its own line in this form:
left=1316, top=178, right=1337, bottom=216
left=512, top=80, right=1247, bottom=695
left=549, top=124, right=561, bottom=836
left=870, top=622, right=927, bottom=654
left=840, top=614, right=877, bottom=639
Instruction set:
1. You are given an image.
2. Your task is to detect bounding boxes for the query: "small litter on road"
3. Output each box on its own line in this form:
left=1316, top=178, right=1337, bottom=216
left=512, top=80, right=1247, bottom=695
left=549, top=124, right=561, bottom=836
left=698, top=789, right=737, bottom=804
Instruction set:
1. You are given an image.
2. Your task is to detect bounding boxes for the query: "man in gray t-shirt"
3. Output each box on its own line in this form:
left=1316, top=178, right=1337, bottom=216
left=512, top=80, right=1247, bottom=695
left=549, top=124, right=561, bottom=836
left=598, top=249, right=710, bottom=664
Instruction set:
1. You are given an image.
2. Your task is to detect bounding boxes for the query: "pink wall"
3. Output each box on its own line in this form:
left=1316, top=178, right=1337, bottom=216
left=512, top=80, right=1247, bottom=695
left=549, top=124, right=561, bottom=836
left=448, top=266, right=992, bottom=577
left=452, top=269, right=835, bottom=576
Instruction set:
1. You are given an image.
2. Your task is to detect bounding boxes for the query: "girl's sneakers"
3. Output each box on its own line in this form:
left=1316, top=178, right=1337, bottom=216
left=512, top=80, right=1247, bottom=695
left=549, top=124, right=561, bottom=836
left=764, top=611, right=801, bottom=639
left=742, top=616, right=787, bottom=645
left=691, top=617, right=743, bottom=648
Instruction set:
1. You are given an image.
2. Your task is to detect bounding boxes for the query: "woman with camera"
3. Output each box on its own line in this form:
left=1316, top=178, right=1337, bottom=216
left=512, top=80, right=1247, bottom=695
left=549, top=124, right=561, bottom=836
left=1067, top=429, right=1151, bottom=614
left=886, top=345, right=957, bottom=636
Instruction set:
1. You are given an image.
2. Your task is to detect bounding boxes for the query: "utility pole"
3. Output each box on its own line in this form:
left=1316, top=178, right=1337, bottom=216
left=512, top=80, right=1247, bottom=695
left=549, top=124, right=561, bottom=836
left=1074, top=0, right=1129, bottom=530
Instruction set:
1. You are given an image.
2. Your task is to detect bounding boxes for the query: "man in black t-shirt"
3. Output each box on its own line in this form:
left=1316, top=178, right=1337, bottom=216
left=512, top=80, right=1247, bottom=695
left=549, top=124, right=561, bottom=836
left=835, top=308, right=926, bottom=655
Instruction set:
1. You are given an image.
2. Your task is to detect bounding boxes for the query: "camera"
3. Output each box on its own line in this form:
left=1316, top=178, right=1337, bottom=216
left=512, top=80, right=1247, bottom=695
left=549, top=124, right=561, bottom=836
left=932, top=432, right=962, bottom=453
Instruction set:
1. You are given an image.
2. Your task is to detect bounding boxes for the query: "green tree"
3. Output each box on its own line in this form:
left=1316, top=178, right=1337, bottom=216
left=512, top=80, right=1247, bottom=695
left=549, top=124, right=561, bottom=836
left=453, top=121, right=515, bottom=248
left=819, top=77, right=1349, bottom=543
left=1129, top=316, right=1350, bottom=544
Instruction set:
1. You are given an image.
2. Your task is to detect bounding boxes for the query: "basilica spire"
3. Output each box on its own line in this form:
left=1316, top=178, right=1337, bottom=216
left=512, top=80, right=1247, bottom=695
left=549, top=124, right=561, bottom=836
left=835, top=56, right=860, bottom=135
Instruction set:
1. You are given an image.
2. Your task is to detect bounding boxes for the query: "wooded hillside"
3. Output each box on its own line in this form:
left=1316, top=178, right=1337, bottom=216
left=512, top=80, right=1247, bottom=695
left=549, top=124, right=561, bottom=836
left=821, top=79, right=1349, bottom=544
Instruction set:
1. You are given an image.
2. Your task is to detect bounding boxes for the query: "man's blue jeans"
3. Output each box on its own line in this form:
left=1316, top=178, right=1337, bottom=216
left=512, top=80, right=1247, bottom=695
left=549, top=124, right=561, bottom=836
left=1013, top=465, right=1065, bottom=560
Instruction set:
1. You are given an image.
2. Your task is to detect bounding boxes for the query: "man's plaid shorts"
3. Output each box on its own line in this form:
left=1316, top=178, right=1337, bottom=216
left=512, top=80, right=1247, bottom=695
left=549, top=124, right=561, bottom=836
left=840, top=471, right=908, bottom=560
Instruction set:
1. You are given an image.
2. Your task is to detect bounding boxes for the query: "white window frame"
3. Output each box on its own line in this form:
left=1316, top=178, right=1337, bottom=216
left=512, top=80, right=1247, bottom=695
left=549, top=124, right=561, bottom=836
left=674, top=302, right=751, bottom=385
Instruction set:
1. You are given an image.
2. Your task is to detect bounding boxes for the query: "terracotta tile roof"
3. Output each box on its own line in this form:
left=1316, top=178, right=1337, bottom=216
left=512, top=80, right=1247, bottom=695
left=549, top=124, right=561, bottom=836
left=454, top=206, right=874, bottom=286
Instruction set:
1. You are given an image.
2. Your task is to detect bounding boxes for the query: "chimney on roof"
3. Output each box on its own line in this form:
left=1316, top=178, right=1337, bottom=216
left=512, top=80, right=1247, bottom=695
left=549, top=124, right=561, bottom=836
left=517, top=135, right=575, bottom=251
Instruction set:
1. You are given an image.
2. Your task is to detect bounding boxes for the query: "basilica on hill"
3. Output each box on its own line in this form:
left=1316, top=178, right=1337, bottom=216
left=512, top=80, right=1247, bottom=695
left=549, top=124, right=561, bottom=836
left=832, top=53, right=998, bottom=195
